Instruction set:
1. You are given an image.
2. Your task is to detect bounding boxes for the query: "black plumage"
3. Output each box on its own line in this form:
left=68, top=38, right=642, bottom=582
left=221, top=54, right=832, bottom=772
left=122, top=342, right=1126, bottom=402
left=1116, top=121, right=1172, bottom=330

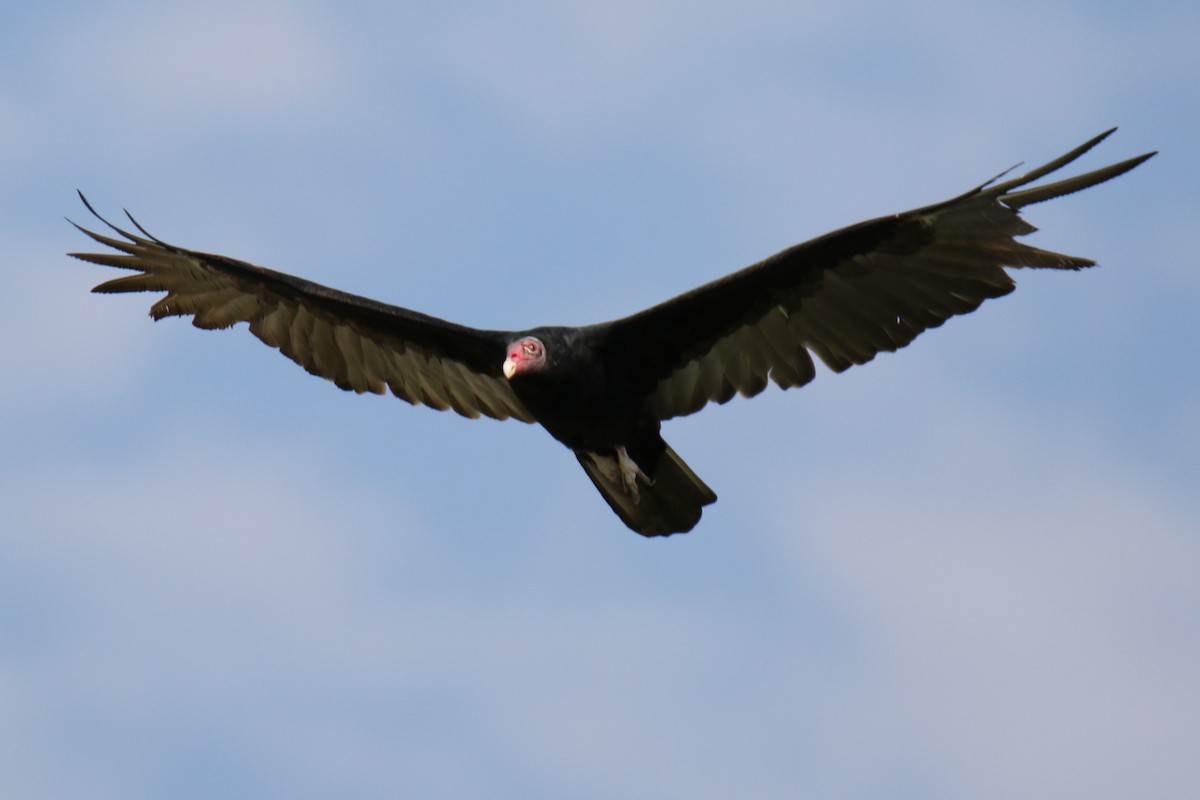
left=70, top=130, right=1153, bottom=536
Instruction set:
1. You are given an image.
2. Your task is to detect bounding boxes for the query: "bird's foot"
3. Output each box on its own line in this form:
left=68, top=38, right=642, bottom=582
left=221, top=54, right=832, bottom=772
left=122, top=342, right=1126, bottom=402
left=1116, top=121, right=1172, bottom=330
left=615, top=446, right=651, bottom=503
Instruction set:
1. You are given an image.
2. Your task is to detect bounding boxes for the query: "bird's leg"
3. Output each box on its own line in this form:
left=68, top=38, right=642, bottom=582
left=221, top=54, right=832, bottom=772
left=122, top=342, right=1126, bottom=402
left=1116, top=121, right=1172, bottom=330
left=615, top=446, right=652, bottom=503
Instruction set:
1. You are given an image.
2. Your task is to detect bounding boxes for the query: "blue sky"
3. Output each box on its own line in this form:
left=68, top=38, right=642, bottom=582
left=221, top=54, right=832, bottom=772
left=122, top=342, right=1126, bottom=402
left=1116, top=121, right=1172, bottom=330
left=1, top=1, right=1197, bottom=798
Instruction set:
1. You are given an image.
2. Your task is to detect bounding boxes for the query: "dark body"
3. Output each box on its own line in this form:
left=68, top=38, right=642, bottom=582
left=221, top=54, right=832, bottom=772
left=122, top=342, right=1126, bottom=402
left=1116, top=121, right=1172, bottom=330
left=509, top=326, right=635, bottom=452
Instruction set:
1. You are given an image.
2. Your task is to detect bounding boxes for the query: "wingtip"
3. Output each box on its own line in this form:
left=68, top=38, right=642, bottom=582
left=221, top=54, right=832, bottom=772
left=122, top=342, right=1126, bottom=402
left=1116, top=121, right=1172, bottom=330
left=122, top=207, right=164, bottom=243
left=76, top=189, right=103, bottom=221
left=1069, top=128, right=1160, bottom=169
left=71, top=191, right=125, bottom=236
left=68, top=191, right=169, bottom=246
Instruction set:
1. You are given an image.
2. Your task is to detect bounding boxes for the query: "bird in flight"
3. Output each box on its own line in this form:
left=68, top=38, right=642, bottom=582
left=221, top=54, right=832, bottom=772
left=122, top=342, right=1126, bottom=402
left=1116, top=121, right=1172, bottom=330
left=71, top=129, right=1153, bottom=537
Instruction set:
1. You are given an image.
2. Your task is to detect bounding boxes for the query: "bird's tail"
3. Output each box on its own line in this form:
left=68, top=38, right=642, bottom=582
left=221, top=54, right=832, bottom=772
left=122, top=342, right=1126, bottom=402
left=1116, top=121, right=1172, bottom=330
left=575, top=442, right=717, bottom=537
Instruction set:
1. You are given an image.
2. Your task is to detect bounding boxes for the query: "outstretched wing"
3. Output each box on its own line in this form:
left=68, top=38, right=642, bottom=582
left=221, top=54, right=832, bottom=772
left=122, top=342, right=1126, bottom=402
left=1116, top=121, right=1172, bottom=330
left=69, top=196, right=533, bottom=422
left=597, top=129, right=1154, bottom=420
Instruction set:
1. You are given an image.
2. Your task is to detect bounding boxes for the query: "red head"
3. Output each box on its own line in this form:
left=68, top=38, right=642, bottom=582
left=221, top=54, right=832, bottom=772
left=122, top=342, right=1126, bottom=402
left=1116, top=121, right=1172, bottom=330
left=503, top=336, right=546, bottom=379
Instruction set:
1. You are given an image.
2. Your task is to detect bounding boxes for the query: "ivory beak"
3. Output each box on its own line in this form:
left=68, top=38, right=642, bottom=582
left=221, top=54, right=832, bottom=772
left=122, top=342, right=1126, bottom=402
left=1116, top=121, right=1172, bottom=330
left=502, top=358, right=517, bottom=380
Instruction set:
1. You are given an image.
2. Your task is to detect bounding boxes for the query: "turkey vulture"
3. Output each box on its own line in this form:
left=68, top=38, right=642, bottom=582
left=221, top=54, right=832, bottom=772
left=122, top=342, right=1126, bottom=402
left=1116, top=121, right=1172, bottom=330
left=70, top=130, right=1153, bottom=537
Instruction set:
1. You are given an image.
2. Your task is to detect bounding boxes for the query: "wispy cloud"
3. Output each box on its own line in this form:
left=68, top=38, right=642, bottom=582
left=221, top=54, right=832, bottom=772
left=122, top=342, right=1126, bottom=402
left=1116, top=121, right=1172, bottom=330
left=1, top=1, right=1195, bottom=798
left=24, top=1, right=353, bottom=156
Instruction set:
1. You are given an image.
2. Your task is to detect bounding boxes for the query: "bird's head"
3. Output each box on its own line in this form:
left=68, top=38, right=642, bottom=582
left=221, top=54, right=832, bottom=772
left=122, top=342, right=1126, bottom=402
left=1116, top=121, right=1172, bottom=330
left=503, top=336, right=546, bottom=379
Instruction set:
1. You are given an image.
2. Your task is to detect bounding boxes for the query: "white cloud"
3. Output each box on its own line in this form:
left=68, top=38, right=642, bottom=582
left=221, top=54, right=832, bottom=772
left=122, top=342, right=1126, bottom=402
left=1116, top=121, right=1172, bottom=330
left=430, top=1, right=853, bottom=137
left=37, top=1, right=354, bottom=142
left=0, top=244, right=153, bottom=412
left=0, top=431, right=431, bottom=798
left=1, top=1, right=1195, bottom=797
left=765, top=375, right=1199, bottom=799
